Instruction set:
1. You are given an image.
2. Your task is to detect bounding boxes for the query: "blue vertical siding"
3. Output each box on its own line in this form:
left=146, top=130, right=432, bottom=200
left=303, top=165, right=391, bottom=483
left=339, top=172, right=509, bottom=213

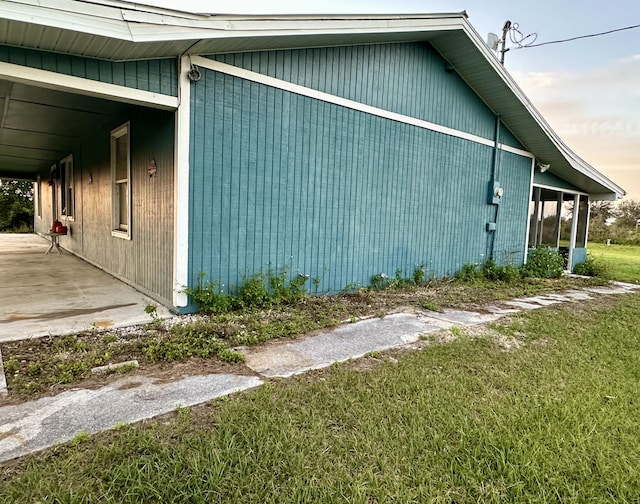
left=0, top=45, right=177, bottom=96
left=210, top=43, right=526, bottom=148
left=188, top=64, right=532, bottom=293
left=499, top=126, right=526, bottom=151
left=571, top=248, right=587, bottom=270
left=492, top=151, right=533, bottom=266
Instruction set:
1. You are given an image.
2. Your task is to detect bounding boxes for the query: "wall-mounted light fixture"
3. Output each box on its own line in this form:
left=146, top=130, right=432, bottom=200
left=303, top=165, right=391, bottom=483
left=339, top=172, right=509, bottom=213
left=148, top=159, right=157, bottom=177
left=188, top=64, right=201, bottom=82
left=537, top=162, right=550, bottom=173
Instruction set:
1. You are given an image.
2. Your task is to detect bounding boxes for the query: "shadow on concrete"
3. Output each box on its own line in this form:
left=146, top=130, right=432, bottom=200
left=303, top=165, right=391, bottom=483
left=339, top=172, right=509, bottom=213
left=0, top=234, right=172, bottom=343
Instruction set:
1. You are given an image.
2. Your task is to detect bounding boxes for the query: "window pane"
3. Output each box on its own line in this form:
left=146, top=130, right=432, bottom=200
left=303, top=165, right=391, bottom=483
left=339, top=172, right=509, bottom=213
left=115, top=133, right=128, bottom=181
left=576, top=195, right=589, bottom=247
left=60, top=161, right=67, bottom=215
left=118, top=181, right=128, bottom=229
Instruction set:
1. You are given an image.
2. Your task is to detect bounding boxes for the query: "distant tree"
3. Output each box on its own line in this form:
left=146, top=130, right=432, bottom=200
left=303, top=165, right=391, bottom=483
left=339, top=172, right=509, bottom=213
left=586, top=201, right=615, bottom=243
left=0, top=179, right=34, bottom=232
left=614, top=199, right=640, bottom=229
left=590, top=201, right=615, bottom=223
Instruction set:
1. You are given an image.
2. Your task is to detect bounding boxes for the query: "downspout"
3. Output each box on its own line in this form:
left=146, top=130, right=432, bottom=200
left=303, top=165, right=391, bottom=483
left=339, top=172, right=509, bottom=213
left=486, top=115, right=502, bottom=261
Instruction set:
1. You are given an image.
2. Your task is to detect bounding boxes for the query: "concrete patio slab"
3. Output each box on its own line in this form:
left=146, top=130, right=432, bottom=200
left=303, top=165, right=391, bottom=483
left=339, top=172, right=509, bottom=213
left=484, top=305, right=522, bottom=315
left=563, top=290, right=594, bottom=301
left=419, top=308, right=502, bottom=325
left=542, top=294, right=577, bottom=302
left=0, top=346, right=6, bottom=397
left=243, top=313, right=440, bottom=378
left=612, top=281, right=640, bottom=290
left=0, top=234, right=172, bottom=343
left=503, top=300, right=543, bottom=310
left=585, top=286, right=635, bottom=295
left=515, top=296, right=561, bottom=306
left=0, top=373, right=263, bottom=462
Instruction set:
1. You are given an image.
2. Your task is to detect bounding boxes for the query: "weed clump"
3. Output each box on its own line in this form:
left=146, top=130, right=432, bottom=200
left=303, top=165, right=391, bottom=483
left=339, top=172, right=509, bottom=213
left=185, top=269, right=310, bottom=313
left=574, top=254, right=611, bottom=278
left=521, top=246, right=564, bottom=278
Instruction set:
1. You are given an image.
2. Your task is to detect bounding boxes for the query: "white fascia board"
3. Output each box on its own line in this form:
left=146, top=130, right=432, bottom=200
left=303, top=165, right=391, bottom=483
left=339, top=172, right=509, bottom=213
left=0, top=61, right=178, bottom=110
left=2, top=1, right=466, bottom=43
left=0, top=0, right=134, bottom=40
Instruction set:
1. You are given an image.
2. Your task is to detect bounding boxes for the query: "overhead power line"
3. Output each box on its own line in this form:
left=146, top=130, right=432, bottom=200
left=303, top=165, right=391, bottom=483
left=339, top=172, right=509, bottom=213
left=514, top=23, right=640, bottom=50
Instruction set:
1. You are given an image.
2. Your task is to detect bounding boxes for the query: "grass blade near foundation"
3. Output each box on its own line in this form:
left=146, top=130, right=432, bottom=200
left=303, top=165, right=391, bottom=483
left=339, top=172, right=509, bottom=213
left=2, top=292, right=640, bottom=502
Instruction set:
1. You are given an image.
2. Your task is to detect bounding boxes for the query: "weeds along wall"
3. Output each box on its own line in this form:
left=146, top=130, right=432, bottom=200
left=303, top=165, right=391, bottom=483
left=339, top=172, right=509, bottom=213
left=188, top=42, right=532, bottom=293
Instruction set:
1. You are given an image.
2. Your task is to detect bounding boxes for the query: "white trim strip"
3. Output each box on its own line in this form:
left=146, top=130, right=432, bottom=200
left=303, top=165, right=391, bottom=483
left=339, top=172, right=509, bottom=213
left=190, top=55, right=533, bottom=158
left=173, top=55, right=191, bottom=308
left=501, top=144, right=534, bottom=159
left=523, top=157, right=535, bottom=263
left=0, top=61, right=178, bottom=110
left=532, top=183, right=588, bottom=197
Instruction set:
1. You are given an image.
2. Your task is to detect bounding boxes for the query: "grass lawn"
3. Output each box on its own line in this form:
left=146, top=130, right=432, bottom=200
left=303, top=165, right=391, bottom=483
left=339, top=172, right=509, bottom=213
left=2, top=290, right=640, bottom=502
left=587, top=243, right=640, bottom=283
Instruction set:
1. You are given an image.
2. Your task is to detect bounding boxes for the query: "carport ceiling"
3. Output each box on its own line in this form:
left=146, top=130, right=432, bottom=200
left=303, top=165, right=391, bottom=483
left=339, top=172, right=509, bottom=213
left=0, top=80, right=129, bottom=180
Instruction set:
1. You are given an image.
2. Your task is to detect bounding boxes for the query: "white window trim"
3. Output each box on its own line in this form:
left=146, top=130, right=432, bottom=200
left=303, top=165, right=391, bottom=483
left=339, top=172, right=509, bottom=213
left=111, top=121, right=132, bottom=240
left=60, top=154, right=75, bottom=221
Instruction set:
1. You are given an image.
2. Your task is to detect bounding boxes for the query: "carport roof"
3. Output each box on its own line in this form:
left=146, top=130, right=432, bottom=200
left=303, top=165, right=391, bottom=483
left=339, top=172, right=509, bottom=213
left=0, top=0, right=626, bottom=199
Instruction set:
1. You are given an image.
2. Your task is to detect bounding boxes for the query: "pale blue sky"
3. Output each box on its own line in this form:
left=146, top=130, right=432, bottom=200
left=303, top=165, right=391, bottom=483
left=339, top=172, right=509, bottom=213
left=145, top=0, right=640, bottom=199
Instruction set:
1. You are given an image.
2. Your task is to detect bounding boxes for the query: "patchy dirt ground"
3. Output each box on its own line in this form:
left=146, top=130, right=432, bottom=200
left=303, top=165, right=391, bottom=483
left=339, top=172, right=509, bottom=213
left=0, top=276, right=607, bottom=405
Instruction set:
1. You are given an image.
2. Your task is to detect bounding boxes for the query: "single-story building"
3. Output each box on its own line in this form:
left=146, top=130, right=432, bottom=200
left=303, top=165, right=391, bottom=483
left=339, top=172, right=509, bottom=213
left=0, top=1, right=625, bottom=312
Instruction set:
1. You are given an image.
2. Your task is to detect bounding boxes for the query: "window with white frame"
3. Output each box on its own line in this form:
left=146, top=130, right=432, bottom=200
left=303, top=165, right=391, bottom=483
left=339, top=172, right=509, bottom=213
left=59, top=155, right=74, bottom=219
left=111, top=122, right=131, bottom=239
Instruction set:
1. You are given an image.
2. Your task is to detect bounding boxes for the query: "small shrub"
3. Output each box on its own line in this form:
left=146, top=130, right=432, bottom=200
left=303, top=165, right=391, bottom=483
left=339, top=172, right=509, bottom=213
left=482, top=259, right=521, bottom=283
left=521, top=246, right=564, bottom=279
left=4, top=357, right=18, bottom=375
left=455, top=263, right=481, bottom=282
left=370, top=273, right=390, bottom=290
left=574, top=254, right=611, bottom=278
left=216, top=348, right=246, bottom=364
left=236, top=273, right=271, bottom=309
left=56, top=361, right=90, bottom=383
left=412, top=264, right=426, bottom=286
left=184, top=272, right=231, bottom=314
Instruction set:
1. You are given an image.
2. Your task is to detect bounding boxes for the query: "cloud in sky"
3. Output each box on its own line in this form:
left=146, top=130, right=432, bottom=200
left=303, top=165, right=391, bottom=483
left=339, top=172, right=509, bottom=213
left=511, top=55, right=640, bottom=199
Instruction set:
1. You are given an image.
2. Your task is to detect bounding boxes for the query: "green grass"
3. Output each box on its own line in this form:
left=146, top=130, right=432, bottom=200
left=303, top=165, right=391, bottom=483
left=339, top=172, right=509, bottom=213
left=2, top=292, right=640, bottom=502
left=588, top=243, right=640, bottom=283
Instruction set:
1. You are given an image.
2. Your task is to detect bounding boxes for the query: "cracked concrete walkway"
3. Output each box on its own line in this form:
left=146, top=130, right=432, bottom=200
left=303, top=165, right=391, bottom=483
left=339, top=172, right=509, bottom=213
left=0, top=281, right=638, bottom=463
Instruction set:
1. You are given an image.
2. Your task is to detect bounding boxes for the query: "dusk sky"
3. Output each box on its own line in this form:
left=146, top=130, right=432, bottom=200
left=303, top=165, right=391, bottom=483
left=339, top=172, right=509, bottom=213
left=146, top=0, right=640, bottom=200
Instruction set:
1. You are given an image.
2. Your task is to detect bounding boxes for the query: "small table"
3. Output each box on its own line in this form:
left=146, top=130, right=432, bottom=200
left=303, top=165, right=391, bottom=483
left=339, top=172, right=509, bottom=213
left=45, top=232, right=65, bottom=255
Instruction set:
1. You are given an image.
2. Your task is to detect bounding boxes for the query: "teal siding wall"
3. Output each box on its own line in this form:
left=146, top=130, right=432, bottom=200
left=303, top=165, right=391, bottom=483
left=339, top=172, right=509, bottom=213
left=0, top=45, right=177, bottom=96
left=211, top=44, right=524, bottom=150
left=534, top=171, right=581, bottom=192
left=188, top=66, right=532, bottom=294
left=571, top=248, right=587, bottom=271
left=499, top=126, right=526, bottom=151
left=492, top=152, right=533, bottom=265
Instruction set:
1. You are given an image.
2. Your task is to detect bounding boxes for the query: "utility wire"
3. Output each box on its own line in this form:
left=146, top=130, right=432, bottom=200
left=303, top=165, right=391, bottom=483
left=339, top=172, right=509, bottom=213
left=514, top=23, right=640, bottom=49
